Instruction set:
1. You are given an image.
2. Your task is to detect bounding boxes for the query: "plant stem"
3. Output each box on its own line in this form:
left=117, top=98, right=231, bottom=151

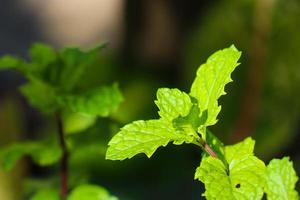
left=193, top=138, right=218, bottom=158
left=204, top=143, right=217, bottom=158
left=55, top=112, right=68, bottom=199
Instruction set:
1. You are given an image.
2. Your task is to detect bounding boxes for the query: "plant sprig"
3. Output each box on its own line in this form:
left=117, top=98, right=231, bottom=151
left=106, top=45, right=299, bottom=200
left=0, top=43, right=122, bottom=199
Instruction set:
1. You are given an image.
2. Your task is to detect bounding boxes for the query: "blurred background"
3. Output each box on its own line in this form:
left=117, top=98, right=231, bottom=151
left=0, top=0, right=300, bottom=199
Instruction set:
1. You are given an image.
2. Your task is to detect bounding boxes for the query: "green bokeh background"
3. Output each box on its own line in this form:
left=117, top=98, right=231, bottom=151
left=0, top=0, right=299, bottom=199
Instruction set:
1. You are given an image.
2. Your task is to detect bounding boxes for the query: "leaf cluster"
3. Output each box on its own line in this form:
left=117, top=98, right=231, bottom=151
left=0, top=43, right=122, bottom=199
left=106, top=46, right=299, bottom=199
left=0, top=43, right=123, bottom=115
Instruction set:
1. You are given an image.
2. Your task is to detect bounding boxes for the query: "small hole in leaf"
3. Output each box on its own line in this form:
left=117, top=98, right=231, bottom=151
left=235, top=183, right=241, bottom=188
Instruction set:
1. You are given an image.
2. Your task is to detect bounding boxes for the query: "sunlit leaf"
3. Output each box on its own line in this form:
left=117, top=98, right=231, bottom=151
left=195, top=137, right=266, bottom=200
left=190, top=45, right=241, bottom=136
left=265, top=157, right=299, bottom=200
left=106, top=119, right=194, bottom=160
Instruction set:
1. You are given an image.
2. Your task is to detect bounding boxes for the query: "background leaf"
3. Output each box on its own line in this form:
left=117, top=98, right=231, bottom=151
left=58, top=45, right=106, bottom=92
left=30, top=188, right=60, bottom=200
left=0, top=43, right=117, bottom=117
left=29, top=43, right=57, bottom=67
left=0, top=55, right=24, bottom=71
left=57, top=84, right=123, bottom=117
left=20, top=76, right=58, bottom=113
left=0, top=141, right=62, bottom=171
left=68, top=184, right=118, bottom=200
left=63, top=112, right=97, bottom=134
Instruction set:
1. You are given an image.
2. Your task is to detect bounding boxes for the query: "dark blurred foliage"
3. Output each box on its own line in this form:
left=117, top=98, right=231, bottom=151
left=0, top=0, right=300, bottom=199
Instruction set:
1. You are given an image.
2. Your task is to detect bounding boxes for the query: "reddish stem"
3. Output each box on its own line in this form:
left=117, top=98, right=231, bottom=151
left=55, top=112, right=68, bottom=199
left=204, top=143, right=217, bottom=158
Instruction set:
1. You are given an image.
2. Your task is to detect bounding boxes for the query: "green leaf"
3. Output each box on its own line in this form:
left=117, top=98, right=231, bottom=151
left=30, top=43, right=57, bottom=67
left=0, top=55, right=24, bottom=70
left=31, top=188, right=60, bottom=200
left=26, top=43, right=58, bottom=84
left=0, top=144, right=27, bottom=170
left=155, top=88, right=192, bottom=121
left=58, top=48, right=87, bottom=91
left=172, top=104, right=202, bottom=139
left=265, top=157, right=299, bottom=200
left=171, top=103, right=204, bottom=144
left=154, top=89, right=202, bottom=144
left=57, top=84, right=123, bottom=117
left=224, top=136, right=255, bottom=164
left=195, top=137, right=266, bottom=200
left=58, top=45, right=106, bottom=91
left=57, top=44, right=106, bottom=91
left=31, top=144, right=62, bottom=167
left=20, top=76, right=58, bottom=113
left=1, top=43, right=121, bottom=117
left=26, top=43, right=107, bottom=91
left=63, top=112, right=97, bottom=134
left=68, top=184, right=118, bottom=200
left=106, top=119, right=194, bottom=160
left=190, top=45, right=241, bottom=130
left=0, top=141, right=62, bottom=170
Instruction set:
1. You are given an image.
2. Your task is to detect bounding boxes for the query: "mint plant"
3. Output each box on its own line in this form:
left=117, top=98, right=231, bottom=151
left=0, top=43, right=121, bottom=200
left=106, top=45, right=299, bottom=200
